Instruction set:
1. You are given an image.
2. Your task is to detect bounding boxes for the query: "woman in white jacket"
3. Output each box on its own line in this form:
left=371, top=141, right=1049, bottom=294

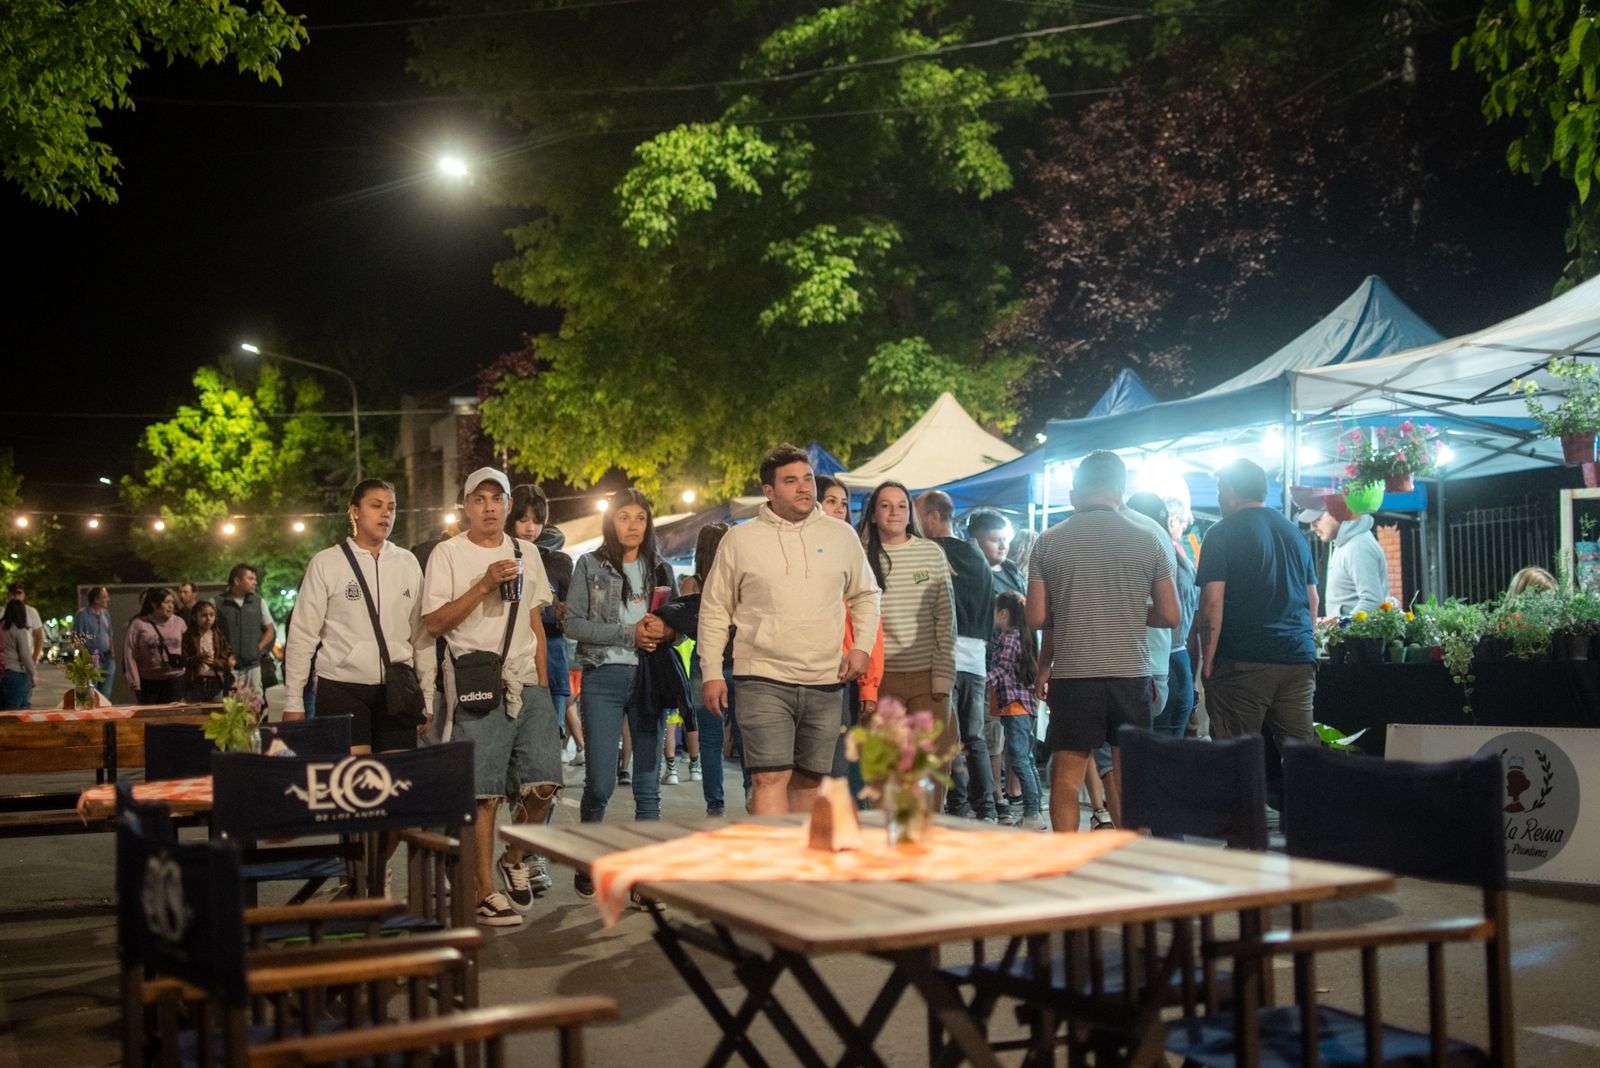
left=283, top=479, right=434, bottom=752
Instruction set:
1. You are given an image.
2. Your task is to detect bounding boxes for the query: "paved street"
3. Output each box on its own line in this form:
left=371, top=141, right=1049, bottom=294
left=1, top=662, right=1598, bottom=1065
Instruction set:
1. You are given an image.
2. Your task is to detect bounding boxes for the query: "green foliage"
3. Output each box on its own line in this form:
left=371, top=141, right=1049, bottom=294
left=0, top=0, right=306, bottom=210
left=64, top=649, right=105, bottom=692
left=1313, top=722, right=1369, bottom=752
left=203, top=688, right=265, bottom=751
left=1510, top=356, right=1600, bottom=436
left=412, top=1, right=1077, bottom=496
left=1458, top=0, right=1600, bottom=285
left=119, top=365, right=350, bottom=614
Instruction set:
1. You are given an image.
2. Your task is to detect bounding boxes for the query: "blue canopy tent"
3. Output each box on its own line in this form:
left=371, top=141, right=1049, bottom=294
left=806, top=441, right=846, bottom=477
left=1036, top=276, right=1445, bottom=516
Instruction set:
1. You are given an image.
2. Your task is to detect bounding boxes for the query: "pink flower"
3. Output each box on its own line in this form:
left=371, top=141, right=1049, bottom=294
left=908, top=710, right=934, bottom=734
left=1400, top=420, right=1413, bottom=433
left=1377, top=427, right=1389, bottom=437
left=1348, top=430, right=1362, bottom=441
left=1344, top=463, right=1358, bottom=476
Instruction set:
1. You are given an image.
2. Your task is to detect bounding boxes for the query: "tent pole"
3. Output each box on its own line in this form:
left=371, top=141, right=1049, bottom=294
left=1435, top=479, right=1449, bottom=600
left=1280, top=396, right=1295, bottom=518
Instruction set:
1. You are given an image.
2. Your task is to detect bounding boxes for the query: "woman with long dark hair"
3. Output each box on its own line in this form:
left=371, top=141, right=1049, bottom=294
left=123, top=587, right=187, bottom=704
left=0, top=601, right=36, bottom=710
left=857, top=480, right=955, bottom=737
left=182, top=600, right=235, bottom=702
left=564, top=489, right=678, bottom=880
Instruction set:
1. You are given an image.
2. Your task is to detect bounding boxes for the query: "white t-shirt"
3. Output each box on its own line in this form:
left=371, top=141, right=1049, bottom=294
left=421, top=533, right=551, bottom=662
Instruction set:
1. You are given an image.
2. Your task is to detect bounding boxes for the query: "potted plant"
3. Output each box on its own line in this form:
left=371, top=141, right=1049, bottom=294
left=1399, top=606, right=1438, bottom=663
left=62, top=647, right=106, bottom=709
left=1341, top=601, right=1405, bottom=663
left=1490, top=590, right=1559, bottom=661
left=1339, top=422, right=1441, bottom=494
left=1553, top=590, right=1600, bottom=660
left=203, top=686, right=268, bottom=754
left=1315, top=619, right=1349, bottom=664
left=1427, top=598, right=1486, bottom=714
left=1511, top=356, right=1600, bottom=464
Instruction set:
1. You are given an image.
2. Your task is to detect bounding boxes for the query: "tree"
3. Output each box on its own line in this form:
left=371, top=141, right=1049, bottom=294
left=410, top=1, right=1138, bottom=497
left=1457, top=0, right=1600, bottom=287
left=119, top=365, right=350, bottom=615
left=1, top=0, right=305, bottom=210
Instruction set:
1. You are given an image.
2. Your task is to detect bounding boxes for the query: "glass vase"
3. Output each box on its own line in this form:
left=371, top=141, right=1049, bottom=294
left=882, top=776, right=935, bottom=848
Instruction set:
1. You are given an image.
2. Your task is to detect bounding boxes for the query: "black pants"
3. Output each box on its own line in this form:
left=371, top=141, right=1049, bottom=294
left=137, top=677, right=184, bottom=704
left=315, top=678, right=417, bottom=751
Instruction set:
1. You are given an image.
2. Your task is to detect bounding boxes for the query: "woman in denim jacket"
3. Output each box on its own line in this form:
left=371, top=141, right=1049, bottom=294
left=564, top=490, right=678, bottom=852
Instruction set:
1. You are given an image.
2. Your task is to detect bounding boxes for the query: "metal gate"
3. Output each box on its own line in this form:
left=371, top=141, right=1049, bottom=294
left=1446, top=496, right=1557, bottom=603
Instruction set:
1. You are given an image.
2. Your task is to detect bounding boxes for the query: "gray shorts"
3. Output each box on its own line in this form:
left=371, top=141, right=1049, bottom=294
left=733, top=676, right=844, bottom=777
left=448, top=682, right=564, bottom=802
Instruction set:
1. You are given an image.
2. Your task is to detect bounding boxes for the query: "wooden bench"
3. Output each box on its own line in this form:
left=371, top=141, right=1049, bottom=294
left=0, top=704, right=218, bottom=836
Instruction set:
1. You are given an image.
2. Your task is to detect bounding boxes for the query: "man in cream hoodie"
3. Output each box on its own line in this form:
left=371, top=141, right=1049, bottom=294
left=699, top=444, right=881, bottom=815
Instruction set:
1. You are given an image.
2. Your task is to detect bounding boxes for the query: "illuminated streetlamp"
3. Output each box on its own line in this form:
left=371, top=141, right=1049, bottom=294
left=87, top=518, right=100, bottom=530
left=444, top=512, right=458, bottom=526
left=240, top=342, right=362, bottom=482
left=292, top=520, right=306, bottom=533
left=680, top=489, right=697, bottom=505
left=438, top=155, right=470, bottom=179
left=596, top=499, right=609, bottom=512
left=13, top=515, right=28, bottom=529
left=221, top=522, right=237, bottom=537
left=151, top=519, right=166, bottom=532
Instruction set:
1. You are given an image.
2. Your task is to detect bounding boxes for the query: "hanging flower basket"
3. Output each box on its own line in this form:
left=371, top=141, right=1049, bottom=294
left=1384, top=471, right=1415, bottom=493
left=1324, top=493, right=1355, bottom=522
left=1342, top=481, right=1386, bottom=515
left=1562, top=432, right=1596, bottom=465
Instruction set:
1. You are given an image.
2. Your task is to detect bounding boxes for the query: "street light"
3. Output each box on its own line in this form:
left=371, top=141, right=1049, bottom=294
left=680, top=489, right=697, bottom=505
left=240, top=342, right=363, bottom=482
left=438, top=155, right=470, bottom=178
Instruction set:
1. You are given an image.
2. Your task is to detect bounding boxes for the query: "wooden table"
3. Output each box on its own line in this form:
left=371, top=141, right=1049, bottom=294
left=0, top=703, right=218, bottom=836
left=504, top=818, right=1395, bottom=1068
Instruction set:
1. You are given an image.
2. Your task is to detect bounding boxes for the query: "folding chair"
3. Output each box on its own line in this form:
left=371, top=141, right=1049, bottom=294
left=212, top=743, right=480, bottom=941
left=265, top=715, right=351, bottom=757
left=116, top=798, right=615, bottom=1067
left=1166, top=746, right=1514, bottom=1067
left=143, top=724, right=215, bottom=782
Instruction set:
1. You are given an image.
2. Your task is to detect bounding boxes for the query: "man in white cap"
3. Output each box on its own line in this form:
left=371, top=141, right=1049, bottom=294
left=1293, top=489, right=1391, bottom=618
left=422, top=467, right=561, bottom=927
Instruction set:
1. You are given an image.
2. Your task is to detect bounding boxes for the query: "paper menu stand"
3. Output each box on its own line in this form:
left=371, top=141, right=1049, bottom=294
left=806, top=777, right=863, bottom=852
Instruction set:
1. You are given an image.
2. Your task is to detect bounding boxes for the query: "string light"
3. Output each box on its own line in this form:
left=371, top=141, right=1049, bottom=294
left=291, top=520, right=306, bottom=533
left=152, top=519, right=166, bottom=532
left=443, top=512, right=458, bottom=525
left=680, top=489, right=697, bottom=505
left=86, top=518, right=100, bottom=530
left=596, top=499, right=609, bottom=512
left=221, top=522, right=237, bottom=537
left=13, top=516, right=28, bottom=529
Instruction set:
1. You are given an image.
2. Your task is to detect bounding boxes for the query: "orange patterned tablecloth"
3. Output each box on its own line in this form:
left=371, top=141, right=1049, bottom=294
left=76, top=776, right=213, bottom=821
left=591, top=823, right=1138, bottom=926
left=0, top=707, right=146, bottom=723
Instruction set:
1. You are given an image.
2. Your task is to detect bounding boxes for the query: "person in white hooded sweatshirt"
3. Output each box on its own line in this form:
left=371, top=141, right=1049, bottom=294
left=1299, top=506, right=1391, bottom=618
left=698, top=444, right=881, bottom=816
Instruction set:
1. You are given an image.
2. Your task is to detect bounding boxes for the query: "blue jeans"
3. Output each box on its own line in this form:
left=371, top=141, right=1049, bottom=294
left=1001, top=715, right=1043, bottom=817
left=1, top=670, right=33, bottom=710
left=942, top=672, right=997, bottom=818
left=95, top=656, right=116, bottom=699
left=579, top=663, right=662, bottom=822
left=1153, top=648, right=1195, bottom=738
left=692, top=665, right=735, bottom=814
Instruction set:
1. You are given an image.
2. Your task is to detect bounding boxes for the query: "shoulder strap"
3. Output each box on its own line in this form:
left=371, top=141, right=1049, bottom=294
left=339, top=541, right=393, bottom=673
left=501, top=537, right=522, bottom=661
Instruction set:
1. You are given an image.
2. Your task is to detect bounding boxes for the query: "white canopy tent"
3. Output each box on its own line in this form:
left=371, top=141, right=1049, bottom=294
left=836, top=391, right=1021, bottom=493
left=1293, top=273, right=1600, bottom=480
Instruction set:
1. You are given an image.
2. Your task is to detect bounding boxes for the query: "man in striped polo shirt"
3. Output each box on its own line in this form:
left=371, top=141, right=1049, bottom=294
left=1026, top=451, right=1180, bottom=833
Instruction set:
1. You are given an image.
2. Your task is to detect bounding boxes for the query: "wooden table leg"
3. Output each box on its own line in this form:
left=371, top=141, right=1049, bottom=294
left=893, top=949, right=1005, bottom=1068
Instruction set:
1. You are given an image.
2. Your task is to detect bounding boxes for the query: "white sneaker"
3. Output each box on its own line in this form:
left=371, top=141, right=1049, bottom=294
left=1089, top=808, right=1116, bottom=831
left=689, top=756, right=703, bottom=782
left=382, top=866, right=394, bottom=900
left=1017, top=813, right=1048, bottom=831
left=662, top=758, right=679, bottom=786
left=568, top=748, right=586, bottom=767
left=476, top=892, right=522, bottom=927
left=530, top=855, right=553, bottom=893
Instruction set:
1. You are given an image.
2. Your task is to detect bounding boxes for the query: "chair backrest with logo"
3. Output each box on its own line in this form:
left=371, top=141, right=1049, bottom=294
left=211, top=742, right=475, bottom=839
left=267, top=714, right=353, bottom=757
left=116, top=803, right=247, bottom=1005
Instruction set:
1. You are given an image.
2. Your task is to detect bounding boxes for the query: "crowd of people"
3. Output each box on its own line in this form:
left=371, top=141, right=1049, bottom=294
left=4, top=441, right=1352, bottom=932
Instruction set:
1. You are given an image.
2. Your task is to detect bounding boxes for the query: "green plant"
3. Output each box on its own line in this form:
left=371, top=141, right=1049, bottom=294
left=1342, top=600, right=1406, bottom=642
left=1421, top=597, right=1487, bottom=714
left=1313, top=618, right=1346, bottom=652
left=845, top=696, right=958, bottom=805
left=1491, top=590, right=1560, bottom=659
left=63, top=649, right=105, bottom=693
left=1581, top=513, right=1599, bottom=543
left=1556, top=589, right=1600, bottom=637
left=202, top=687, right=266, bottom=753
left=1313, top=723, right=1368, bottom=752
left=1510, top=357, right=1600, bottom=438
left=1339, top=421, right=1440, bottom=482
left=1401, top=607, right=1438, bottom=648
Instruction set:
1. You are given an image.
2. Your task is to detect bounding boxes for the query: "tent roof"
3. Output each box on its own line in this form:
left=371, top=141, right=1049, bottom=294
left=1087, top=369, right=1159, bottom=418
left=836, top=392, right=1021, bottom=492
left=1292, top=273, right=1600, bottom=478
left=806, top=442, right=846, bottom=477
left=1044, top=276, right=1443, bottom=462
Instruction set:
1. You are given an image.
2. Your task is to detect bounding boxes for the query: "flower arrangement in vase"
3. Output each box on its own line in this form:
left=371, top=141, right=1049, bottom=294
left=845, top=696, right=958, bottom=847
left=63, top=647, right=105, bottom=708
left=1510, top=357, right=1600, bottom=464
left=203, top=686, right=269, bottom=753
left=1339, top=422, right=1440, bottom=494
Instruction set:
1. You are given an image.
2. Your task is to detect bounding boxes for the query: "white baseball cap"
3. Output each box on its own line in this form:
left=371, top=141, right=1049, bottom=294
left=461, top=466, right=511, bottom=500
left=1290, top=485, right=1329, bottom=524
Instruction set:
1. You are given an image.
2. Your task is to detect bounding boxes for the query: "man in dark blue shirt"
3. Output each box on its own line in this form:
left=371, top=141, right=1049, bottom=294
left=1194, top=459, right=1319, bottom=745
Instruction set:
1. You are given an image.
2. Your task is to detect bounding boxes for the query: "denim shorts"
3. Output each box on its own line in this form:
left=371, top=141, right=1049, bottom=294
left=448, top=682, right=563, bottom=801
left=733, top=676, right=844, bottom=777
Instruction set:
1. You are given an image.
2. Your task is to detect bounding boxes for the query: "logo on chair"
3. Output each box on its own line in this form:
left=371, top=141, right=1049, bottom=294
left=1477, top=731, right=1581, bottom=872
left=284, top=756, right=413, bottom=817
left=142, top=854, right=190, bottom=944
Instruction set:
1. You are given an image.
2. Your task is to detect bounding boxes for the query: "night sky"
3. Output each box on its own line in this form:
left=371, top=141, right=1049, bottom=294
left=2, top=3, right=1580, bottom=524
left=6, top=4, right=542, bottom=516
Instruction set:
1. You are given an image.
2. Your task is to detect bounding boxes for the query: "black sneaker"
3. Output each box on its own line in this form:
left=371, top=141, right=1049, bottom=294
left=706, top=805, right=725, bottom=818
left=476, top=892, right=522, bottom=927
left=574, top=872, right=596, bottom=898
left=497, top=854, right=535, bottom=913
left=617, top=765, right=632, bottom=787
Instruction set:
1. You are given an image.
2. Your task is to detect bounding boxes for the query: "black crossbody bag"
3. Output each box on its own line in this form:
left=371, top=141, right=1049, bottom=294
left=339, top=542, right=427, bottom=725
left=448, top=537, right=520, bottom=716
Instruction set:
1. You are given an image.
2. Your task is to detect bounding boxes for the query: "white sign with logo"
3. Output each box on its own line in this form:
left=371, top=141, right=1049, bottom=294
left=1385, top=724, right=1599, bottom=885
